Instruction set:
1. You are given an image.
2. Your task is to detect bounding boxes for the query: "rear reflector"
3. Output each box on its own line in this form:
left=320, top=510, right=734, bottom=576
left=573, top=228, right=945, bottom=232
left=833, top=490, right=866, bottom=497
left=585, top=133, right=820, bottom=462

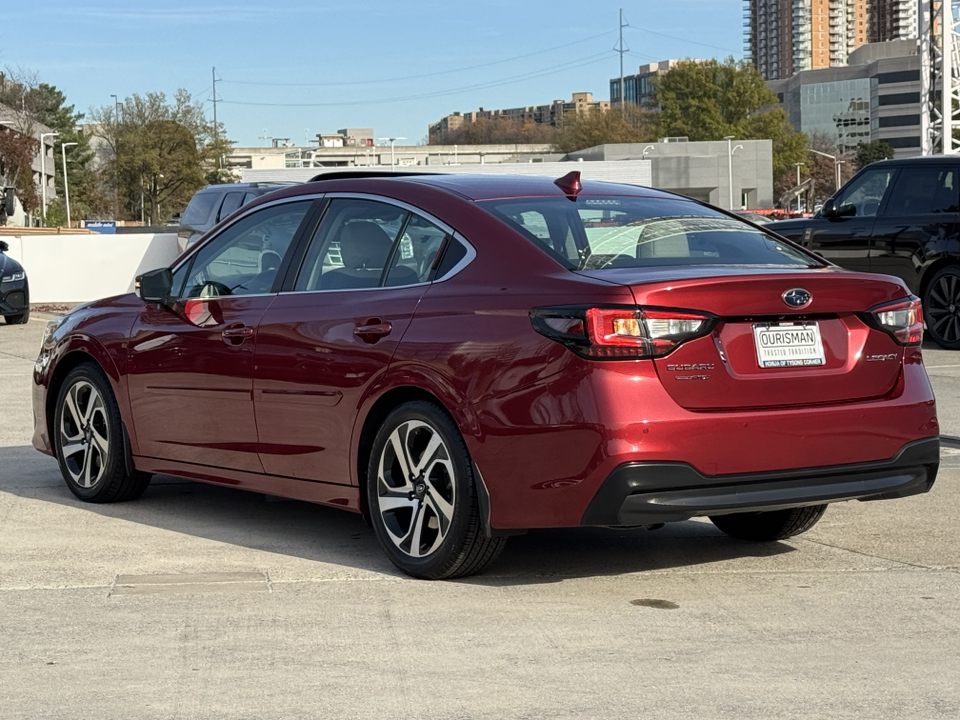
left=532, top=305, right=715, bottom=359
left=867, top=296, right=923, bottom=346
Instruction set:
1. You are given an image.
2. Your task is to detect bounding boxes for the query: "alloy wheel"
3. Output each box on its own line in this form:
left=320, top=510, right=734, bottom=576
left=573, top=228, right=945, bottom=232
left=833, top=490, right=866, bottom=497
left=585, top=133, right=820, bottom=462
left=925, top=269, right=960, bottom=347
left=59, top=379, right=110, bottom=489
left=375, top=419, right=456, bottom=559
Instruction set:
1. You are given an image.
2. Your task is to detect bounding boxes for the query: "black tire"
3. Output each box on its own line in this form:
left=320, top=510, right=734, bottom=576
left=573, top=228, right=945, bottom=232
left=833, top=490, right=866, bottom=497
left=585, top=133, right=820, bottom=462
left=53, top=363, right=152, bottom=503
left=366, top=401, right=505, bottom=579
left=709, top=504, right=827, bottom=542
left=923, top=266, right=960, bottom=349
left=4, top=307, right=29, bottom=324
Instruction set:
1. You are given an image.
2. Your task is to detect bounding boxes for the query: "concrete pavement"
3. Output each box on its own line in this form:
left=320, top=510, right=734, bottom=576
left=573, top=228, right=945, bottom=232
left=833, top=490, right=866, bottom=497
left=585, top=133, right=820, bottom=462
left=1, top=315, right=958, bottom=719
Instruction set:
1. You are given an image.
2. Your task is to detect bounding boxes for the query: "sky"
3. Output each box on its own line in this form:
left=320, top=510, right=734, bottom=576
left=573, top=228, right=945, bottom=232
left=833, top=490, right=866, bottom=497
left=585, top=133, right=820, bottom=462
left=2, top=1, right=745, bottom=147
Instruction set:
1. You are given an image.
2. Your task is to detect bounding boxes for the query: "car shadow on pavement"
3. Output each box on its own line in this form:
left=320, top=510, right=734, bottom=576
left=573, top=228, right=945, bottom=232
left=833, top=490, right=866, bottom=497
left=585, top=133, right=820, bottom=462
left=1, top=445, right=794, bottom=585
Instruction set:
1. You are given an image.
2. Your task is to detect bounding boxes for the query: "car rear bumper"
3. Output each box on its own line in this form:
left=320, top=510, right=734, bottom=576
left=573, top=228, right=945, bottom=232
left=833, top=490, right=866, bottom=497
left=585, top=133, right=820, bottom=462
left=581, top=437, right=940, bottom=527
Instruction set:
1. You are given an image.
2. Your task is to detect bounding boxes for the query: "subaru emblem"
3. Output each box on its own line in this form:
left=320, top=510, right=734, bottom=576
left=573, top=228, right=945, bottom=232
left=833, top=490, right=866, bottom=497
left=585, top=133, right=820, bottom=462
left=782, top=288, right=812, bottom=308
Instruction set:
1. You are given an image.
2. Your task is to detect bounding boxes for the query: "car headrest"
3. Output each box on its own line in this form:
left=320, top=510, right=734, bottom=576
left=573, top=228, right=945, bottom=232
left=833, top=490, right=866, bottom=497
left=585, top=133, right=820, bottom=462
left=339, top=222, right=392, bottom=270
left=260, top=250, right=282, bottom=272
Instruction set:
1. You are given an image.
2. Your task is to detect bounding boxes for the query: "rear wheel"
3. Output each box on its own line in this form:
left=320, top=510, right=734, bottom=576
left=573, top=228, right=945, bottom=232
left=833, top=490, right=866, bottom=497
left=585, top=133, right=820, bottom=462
left=709, top=505, right=826, bottom=541
left=54, top=363, right=152, bottom=503
left=366, top=401, right=505, bottom=579
left=923, top=266, right=960, bottom=349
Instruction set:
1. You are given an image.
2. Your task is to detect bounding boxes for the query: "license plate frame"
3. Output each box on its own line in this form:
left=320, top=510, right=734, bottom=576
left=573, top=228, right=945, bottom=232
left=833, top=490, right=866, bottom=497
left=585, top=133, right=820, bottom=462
left=753, top=322, right=826, bottom=368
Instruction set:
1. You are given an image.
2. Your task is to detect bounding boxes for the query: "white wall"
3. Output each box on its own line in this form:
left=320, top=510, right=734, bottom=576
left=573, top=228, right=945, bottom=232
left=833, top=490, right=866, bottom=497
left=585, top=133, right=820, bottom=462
left=242, top=160, right=654, bottom=187
left=3, top=233, right=180, bottom=304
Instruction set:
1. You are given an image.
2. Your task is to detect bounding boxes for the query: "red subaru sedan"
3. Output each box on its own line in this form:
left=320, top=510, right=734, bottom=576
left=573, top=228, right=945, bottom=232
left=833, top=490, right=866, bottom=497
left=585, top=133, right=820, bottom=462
left=32, top=172, right=940, bottom=579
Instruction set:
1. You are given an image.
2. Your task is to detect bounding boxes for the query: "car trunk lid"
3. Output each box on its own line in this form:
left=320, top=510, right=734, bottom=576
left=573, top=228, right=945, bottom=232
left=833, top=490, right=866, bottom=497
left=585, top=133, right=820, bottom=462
left=577, top=267, right=911, bottom=410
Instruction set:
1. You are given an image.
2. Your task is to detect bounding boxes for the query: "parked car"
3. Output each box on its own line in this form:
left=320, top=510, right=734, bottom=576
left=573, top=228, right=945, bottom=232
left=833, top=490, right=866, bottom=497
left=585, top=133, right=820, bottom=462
left=768, top=155, right=960, bottom=349
left=178, top=182, right=298, bottom=249
left=0, top=239, right=29, bottom=324
left=733, top=211, right=774, bottom=225
left=32, top=172, right=940, bottom=579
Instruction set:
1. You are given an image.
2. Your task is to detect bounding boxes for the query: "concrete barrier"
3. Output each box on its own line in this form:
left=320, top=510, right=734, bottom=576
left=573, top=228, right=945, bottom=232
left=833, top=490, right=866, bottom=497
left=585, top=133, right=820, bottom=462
left=3, top=233, right=180, bottom=304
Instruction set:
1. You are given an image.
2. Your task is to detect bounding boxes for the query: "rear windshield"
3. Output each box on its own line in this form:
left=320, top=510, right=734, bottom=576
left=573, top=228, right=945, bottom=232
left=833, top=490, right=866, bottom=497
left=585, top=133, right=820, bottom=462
left=484, top=196, right=816, bottom=270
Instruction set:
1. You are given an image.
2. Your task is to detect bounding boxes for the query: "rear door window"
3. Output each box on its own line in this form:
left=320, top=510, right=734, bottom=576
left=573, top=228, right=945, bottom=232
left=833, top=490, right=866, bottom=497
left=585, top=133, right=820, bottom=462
left=884, top=166, right=960, bottom=215
left=485, top=196, right=816, bottom=269
left=217, top=192, right=245, bottom=222
left=293, top=199, right=450, bottom=291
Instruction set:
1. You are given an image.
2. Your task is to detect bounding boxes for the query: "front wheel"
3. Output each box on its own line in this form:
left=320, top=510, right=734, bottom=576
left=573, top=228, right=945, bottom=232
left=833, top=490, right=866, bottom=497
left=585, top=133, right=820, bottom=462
left=54, top=363, right=152, bottom=503
left=709, top=505, right=826, bottom=541
left=923, top=266, right=960, bottom=349
left=366, top=401, right=505, bottom=579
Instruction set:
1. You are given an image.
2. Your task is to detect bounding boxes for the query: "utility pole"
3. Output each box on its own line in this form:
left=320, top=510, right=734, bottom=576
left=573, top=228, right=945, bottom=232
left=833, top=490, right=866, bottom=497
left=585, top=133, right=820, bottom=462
left=616, top=9, right=629, bottom=111
left=212, top=66, right=222, bottom=169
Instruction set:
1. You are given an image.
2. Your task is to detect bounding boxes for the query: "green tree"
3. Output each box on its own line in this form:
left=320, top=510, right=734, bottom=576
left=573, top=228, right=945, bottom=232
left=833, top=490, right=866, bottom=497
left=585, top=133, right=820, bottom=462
left=649, top=58, right=807, bottom=183
left=0, top=70, right=109, bottom=224
left=21, top=83, right=105, bottom=223
left=854, top=140, right=895, bottom=170
left=91, top=90, right=233, bottom=223
left=552, top=104, right=651, bottom=153
left=0, top=128, right=40, bottom=217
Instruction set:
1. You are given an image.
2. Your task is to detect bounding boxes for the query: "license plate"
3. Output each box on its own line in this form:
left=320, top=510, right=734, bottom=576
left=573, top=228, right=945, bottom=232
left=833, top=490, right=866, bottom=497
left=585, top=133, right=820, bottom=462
left=753, top=323, right=826, bottom=368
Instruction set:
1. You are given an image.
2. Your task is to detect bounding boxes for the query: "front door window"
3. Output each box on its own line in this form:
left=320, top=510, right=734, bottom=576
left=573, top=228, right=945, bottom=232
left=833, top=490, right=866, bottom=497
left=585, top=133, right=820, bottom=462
left=836, top=169, right=895, bottom=217
left=173, top=200, right=313, bottom=298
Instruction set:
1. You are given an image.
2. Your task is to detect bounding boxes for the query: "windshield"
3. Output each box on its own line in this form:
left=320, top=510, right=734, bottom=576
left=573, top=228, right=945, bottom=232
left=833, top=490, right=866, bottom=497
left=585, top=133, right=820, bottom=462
left=485, top=196, right=818, bottom=270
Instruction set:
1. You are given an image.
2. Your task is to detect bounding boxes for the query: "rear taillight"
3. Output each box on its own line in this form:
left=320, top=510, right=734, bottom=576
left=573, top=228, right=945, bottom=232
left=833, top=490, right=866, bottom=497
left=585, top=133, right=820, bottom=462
left=531, top=305, right=715, bottom=359
left=867, top=296, right=923, bottom=346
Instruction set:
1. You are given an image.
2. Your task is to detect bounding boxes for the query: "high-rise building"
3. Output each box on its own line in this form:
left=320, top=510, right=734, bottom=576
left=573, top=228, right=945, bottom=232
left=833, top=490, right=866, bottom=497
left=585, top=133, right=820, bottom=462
left=869, top=0, right=918, bottom=43
left=746, top=0, right=871, bottom=80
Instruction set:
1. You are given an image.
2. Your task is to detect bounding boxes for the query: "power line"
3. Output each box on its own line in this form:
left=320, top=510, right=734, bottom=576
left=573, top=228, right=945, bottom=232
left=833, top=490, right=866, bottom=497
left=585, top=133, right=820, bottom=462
left=219, top=30, right=616, bottom=89
left=625, top=25, right=739, bottom=54
left=220, top=53, right=613, bottom=108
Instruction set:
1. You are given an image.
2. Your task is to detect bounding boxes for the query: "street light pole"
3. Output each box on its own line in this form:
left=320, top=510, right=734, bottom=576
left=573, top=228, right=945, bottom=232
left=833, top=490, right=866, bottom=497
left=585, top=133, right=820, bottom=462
left=378, top=137, right=406, bottom=169
left=39, top=132, right=59, bottom=224
left=61, top=141, right=78, bottom=228
left=808, top=148, right=842, bottom=192
left=724, top=136, right=744, bottom=210
left=793, top=161, right=805, bottom=213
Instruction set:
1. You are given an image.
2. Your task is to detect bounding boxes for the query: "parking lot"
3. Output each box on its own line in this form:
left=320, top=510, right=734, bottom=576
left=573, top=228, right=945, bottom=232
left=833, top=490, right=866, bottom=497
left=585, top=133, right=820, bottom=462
left=1, top=314, right=959, bottom=719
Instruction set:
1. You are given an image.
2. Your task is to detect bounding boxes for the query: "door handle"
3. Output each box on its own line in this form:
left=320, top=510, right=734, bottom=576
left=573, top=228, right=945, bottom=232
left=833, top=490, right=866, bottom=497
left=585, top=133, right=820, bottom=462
left=221, top=325, right=254, bottom=345
left=354, top=320, right=393, bottom=343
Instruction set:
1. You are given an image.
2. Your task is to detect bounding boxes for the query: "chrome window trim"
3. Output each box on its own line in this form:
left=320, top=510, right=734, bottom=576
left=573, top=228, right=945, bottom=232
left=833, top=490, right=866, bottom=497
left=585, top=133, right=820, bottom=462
left=279, top=192, right=476, bottom=295
left=170, top=193, right=327, bottom=275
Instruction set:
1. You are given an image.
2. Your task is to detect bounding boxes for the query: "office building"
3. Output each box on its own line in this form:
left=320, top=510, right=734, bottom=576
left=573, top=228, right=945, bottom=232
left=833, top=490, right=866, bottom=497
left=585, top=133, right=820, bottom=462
left=768, top=39, right=921, bottom=157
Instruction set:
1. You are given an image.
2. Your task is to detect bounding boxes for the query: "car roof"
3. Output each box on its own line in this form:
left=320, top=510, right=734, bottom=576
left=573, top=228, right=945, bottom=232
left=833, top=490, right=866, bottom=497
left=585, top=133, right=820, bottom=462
left=867, top=155, right=960, bottom=167
left=196, top=181, right=298, bottom=193
left=302, top=172, right=683, bottom=202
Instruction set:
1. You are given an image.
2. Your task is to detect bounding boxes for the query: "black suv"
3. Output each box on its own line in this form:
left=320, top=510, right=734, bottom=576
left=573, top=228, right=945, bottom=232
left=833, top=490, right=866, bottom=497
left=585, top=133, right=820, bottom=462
left=769, top=156, right=960, bottom=349
left=178, top=182, right=298, bottom=249
left=0, top=240, right=29, bottom=325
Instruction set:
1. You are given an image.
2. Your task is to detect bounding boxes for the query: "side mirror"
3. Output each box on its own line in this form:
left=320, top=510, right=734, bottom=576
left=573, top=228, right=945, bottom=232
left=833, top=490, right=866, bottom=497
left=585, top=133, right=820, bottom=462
left=821, top=199, right=838, bottom=218
left=0, top=240, right=8, bottom=253
left=136, top=268, right=173, bottom=304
